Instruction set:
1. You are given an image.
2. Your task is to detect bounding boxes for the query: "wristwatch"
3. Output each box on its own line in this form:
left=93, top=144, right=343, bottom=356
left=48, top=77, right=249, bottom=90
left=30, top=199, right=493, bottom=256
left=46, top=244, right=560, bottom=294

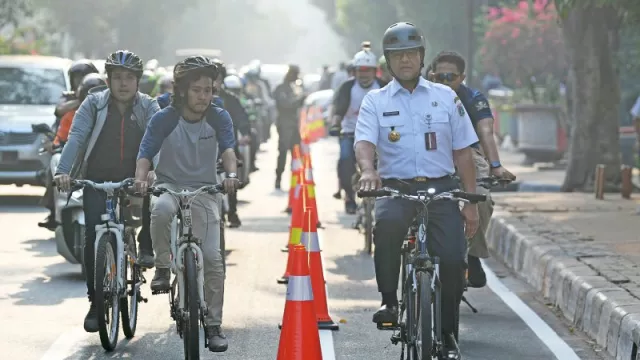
left=226, top=173, right=238, bottom=179
left=489, top=161, right=502, bottom=169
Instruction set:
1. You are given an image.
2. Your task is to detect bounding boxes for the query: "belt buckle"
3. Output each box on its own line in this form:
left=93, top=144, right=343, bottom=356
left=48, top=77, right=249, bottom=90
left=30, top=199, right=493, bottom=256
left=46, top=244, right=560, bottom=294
left=414, top=177, right=428, bottom=183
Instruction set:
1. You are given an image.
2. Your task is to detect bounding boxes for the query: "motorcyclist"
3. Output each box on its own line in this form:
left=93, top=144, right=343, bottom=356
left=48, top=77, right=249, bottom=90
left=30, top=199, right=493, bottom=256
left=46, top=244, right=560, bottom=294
left=224, top=74, right=260, bottom=172
left=213, top=58, right=251, bottom=228
left=53, top=50, right=160, bottom=333
left=39, top=60, right=101, bottom=230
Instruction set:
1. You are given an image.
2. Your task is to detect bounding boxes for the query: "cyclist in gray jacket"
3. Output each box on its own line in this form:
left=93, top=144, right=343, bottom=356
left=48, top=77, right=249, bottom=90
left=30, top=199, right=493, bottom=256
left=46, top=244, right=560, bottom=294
left=54, top=50, right=160, bottom=333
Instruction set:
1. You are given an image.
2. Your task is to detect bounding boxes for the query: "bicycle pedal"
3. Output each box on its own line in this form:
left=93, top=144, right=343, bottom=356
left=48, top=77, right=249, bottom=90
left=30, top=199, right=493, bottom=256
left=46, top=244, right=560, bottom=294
left=376, top=322, right=398, bottom=331
left=151, top=289, right=170, bottom=295
left=139, top=295, right=148, bottom=303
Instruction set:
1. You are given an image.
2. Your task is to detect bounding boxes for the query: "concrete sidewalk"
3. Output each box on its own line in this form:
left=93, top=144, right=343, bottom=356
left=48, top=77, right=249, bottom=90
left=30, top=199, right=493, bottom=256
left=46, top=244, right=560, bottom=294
left=487, top=192, right=640, bottom=360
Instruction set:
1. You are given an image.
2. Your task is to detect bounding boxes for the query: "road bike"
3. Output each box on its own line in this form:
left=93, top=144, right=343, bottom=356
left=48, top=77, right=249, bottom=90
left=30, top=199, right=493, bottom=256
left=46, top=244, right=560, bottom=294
left=148, top=183, right=226, bottom=360
left=69, top=178, right=147, bottom=351
left=358, top=185, right=487, bottom=360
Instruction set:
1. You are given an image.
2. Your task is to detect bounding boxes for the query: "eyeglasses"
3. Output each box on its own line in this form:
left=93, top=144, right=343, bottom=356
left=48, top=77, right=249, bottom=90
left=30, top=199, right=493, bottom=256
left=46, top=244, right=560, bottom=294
left=433, top=72, right=460, bottom=82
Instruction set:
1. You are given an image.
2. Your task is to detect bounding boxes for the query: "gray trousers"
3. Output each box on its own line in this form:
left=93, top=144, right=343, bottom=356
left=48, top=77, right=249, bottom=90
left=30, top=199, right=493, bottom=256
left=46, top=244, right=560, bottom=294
left=150, top=183, right=225, bottom=326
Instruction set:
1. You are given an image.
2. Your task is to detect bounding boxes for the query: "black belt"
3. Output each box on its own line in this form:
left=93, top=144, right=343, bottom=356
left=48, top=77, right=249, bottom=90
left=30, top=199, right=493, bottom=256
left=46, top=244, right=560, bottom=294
left=382, top=176, right=452, bottom=184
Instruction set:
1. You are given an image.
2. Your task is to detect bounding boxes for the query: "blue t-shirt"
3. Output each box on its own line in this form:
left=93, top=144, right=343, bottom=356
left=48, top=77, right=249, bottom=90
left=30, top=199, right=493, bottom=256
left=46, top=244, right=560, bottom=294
left=456, top=84, right=493, bottom=148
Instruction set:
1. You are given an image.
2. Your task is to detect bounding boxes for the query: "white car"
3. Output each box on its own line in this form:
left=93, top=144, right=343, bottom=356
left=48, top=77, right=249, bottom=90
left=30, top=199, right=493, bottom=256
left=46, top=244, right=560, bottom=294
left=0, top=55, right=72, bottom=186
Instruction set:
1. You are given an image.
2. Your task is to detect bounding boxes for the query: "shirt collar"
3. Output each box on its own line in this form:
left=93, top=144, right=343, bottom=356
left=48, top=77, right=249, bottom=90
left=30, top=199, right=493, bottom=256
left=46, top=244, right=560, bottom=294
left=390, top=76, right=431, bottom=96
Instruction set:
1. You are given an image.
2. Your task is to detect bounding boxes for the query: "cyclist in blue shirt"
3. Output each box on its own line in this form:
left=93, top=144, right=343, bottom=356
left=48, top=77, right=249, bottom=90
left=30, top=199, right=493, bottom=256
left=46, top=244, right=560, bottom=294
left=428, top=51, right=515, bottom=288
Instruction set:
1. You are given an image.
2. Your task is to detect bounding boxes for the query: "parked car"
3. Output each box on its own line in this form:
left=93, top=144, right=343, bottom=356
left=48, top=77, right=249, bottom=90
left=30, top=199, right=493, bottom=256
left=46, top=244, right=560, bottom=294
left=0, top=55, right=72, bottom=186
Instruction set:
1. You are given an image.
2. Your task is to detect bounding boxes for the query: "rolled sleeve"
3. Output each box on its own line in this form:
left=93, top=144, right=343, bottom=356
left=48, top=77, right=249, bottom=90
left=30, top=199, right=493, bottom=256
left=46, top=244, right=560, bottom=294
left=631, top=95, right=640, bottom=119
left=449, top=92, right=479, bottom=150
left=354, top=92, right=379, bottom=148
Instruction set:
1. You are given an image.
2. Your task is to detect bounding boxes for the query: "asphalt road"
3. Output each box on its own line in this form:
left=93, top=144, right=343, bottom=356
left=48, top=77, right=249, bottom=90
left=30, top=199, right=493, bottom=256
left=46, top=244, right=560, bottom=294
left=0, top=136, right=608, bottom=360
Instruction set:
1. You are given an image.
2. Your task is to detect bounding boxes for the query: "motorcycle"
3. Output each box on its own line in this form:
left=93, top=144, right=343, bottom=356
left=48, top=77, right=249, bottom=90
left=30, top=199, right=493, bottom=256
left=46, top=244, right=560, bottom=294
left=32, top=123, right=86, bottom=275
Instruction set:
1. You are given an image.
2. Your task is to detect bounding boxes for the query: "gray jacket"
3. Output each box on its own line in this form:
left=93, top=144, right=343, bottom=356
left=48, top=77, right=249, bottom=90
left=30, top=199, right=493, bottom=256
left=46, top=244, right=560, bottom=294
left=56, top=86, right=160, bottom=178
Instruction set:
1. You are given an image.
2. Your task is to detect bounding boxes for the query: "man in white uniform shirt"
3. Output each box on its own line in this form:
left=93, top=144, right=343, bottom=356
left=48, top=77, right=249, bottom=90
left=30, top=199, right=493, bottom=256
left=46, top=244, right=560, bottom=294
left=355, top=22, right=480, bottom=359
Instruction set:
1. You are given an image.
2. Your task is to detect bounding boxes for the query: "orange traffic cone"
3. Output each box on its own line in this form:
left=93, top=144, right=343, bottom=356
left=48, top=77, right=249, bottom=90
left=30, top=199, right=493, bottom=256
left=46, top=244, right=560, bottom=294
left=278, top=186, right=304, bottom=284
left=276, top=244, right=323, bottom=360
left=301, top=207, right=339, bottom=331
left=284, top=145, right=303, bottom=214
left=301, top=157, right=321, bottom=229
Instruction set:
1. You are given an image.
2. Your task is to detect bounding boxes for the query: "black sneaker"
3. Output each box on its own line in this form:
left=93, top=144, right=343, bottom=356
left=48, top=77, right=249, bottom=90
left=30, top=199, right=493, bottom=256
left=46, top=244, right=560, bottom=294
left=38, top=214, right=57, bottom=231
left=227, top=213, right=241, bottom=228
left=83, top=302, right=99, bottom=333
left=150, top=268, right=171, bottom=291
left=467, top=255, right=487, bottom=288
left=372, top=304, right=398, bottom=324
left=206, top=325, right=228, bottom=352
left=137, top=249, right=155, bottom=269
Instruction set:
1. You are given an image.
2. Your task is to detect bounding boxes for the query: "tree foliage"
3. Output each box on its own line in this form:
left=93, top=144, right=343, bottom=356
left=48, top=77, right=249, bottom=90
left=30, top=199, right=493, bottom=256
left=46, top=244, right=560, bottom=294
left=36, top=0, right=202, bottom=60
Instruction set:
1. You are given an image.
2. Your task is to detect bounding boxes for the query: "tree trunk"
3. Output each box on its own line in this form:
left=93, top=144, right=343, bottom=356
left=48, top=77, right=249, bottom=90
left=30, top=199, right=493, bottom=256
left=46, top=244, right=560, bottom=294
left=560, top=4, right=621, bottom=192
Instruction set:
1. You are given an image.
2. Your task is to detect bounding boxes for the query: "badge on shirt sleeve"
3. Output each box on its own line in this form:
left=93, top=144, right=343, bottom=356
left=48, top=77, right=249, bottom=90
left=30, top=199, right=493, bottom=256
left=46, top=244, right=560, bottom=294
left=388, top=126, right=400, bottom=142
left=475, top=101, right=489, bottom=111
left=454, top=96, right=466, bottom=117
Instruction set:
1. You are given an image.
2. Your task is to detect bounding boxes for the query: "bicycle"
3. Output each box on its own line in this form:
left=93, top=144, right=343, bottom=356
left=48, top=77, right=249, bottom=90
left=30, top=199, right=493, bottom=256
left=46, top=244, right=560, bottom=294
left=148, top=183, right=226, bottom=360
left=68, top=178, right=147, bottom=351
left=358, top=185, right=487, bottom=360
left=351, top=170, right=374, bottom=254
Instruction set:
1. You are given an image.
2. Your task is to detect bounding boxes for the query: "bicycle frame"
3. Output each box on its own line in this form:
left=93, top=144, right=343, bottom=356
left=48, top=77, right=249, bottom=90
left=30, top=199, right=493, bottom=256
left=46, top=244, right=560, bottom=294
left=87, top=181, right=136, bottom=298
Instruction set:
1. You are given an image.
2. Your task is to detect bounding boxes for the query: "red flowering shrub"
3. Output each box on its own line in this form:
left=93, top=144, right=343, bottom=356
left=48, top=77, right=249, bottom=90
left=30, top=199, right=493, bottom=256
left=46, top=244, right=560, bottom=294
left=478, top=0, right=567, bottom=90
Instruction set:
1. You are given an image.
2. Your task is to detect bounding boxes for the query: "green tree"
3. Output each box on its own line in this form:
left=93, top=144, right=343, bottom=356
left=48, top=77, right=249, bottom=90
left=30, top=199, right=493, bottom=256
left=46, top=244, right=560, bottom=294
left=554, top=0, right=640, bottom=191
left=36, top=0, right=202, bottom=60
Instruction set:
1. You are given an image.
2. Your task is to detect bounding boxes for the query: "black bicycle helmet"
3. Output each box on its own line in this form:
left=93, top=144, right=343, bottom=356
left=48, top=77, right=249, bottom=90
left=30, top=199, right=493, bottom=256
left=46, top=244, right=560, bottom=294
left=105, top=50, right=144, bottom=77
left=382, top=22, right=425, bottom=52
left=174, top=55, right=219, bottom=83
left=77, top=73, right=106, bottom=102
left=68, top=59, right=99, bottom=89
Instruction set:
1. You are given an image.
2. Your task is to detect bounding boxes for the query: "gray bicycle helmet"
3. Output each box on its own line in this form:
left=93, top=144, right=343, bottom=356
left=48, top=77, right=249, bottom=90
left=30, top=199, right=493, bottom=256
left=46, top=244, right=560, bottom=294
left=105, top=50, right=144, bottom=77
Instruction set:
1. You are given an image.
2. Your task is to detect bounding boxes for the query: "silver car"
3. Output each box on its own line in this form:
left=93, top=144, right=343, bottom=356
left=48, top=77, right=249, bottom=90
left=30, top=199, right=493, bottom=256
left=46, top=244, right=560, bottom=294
left=0, top=55, right=71, bottom=186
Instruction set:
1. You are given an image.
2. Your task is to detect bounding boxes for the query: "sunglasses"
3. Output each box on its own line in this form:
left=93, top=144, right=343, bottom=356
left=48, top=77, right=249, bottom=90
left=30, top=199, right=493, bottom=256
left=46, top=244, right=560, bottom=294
left=433, top=72, right=460, bottom=82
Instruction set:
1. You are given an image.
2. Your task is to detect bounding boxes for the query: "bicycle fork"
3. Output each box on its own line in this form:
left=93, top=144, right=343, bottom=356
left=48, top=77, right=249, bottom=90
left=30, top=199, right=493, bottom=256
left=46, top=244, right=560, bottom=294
left=175, top=242, right=208, bottom=316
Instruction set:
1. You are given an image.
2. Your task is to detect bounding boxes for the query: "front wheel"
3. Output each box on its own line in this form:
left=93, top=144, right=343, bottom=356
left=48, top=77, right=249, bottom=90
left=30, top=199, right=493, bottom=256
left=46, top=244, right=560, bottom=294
left=121, top=228, right=139, bottom=338
left=414, top=271, right=433, bottom=360
left=95, top=233, right=120, bottom=351
left=183, top=248, right=200, bottom=360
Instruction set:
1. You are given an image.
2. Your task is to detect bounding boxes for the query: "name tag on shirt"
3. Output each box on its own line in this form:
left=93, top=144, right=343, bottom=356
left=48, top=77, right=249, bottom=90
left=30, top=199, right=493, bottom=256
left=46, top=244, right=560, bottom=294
left=383, top=111, right=400, bottom=116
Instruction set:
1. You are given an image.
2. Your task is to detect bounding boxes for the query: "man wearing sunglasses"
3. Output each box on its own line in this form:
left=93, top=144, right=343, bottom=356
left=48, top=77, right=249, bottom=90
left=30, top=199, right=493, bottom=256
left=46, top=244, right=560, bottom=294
left=428, top=51, right=516, bottom=289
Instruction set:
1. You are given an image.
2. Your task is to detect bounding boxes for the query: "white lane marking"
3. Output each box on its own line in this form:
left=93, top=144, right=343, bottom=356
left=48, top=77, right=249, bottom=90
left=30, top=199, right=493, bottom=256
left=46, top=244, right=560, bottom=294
left=320, top=330, right=337, bottom=359
left=317, top=229, right=337, bottom=360
left=40, top=327, right=87, bottom=360
left=483, top=260, right=581, bottom=360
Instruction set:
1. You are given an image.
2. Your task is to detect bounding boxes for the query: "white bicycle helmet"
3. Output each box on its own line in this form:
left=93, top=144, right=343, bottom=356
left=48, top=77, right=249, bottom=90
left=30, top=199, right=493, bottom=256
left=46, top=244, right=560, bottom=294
left=223, top=74, right=243, bottom=90
left=352, top=49, right=378, bottom=68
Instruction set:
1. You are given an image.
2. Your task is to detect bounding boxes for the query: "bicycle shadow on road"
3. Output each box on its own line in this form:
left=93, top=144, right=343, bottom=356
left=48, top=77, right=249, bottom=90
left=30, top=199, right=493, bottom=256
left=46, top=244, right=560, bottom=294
left=326, top=253, right=375, bottom=282
left=8, top=261, right=85, bottom=306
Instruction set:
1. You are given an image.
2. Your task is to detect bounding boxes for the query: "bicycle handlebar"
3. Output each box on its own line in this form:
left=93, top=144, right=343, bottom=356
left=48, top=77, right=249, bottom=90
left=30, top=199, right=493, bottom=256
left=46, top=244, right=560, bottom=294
left=357, top=187, right=487, bottom=204
left=70, top=178, right=136, bottom=193
left=477, top=176, right=515, bottom=189
left=148, top=184, right=226, bottom=198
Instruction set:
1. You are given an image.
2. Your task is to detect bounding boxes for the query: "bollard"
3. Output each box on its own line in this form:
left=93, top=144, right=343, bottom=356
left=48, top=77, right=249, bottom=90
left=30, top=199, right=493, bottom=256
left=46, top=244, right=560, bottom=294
left=621, top=165, right=632, bottom=199
left=594, top=164, right=605, bottom=200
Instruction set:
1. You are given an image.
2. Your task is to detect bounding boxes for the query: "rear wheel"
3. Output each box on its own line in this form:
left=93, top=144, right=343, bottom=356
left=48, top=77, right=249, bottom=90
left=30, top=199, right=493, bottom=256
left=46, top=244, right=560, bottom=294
left=95, top=233, right=120, bottom=351
left=363, top=199, right=373, bottom=255
left=121, top=228, right=139, bottom=338
left=183, top=248, right=200, bottom=360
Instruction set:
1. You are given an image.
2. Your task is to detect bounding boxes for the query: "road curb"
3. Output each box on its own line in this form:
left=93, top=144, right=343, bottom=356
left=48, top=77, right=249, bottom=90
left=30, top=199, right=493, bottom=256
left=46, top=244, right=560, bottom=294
left=486, top=211, right=640, bottom=359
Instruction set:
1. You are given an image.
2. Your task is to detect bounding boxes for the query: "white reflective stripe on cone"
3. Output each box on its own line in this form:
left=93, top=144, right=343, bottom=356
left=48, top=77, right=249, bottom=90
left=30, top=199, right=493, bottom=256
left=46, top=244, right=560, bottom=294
left=286, top=275, right=314, bottom=301
left=294, top=184, right=302, bottom=198
left=301, top=232, right=320, bottom=252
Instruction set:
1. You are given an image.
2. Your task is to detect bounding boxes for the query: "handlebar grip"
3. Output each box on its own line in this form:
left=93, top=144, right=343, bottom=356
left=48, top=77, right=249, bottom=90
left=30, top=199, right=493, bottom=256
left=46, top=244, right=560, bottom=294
left=456, top=192, right=487, bottom=203
left=357, top=190, right=390, bottom=198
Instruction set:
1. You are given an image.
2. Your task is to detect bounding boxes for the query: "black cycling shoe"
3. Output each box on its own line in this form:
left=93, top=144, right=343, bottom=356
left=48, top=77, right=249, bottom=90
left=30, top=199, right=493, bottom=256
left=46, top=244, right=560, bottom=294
left=444, top=333, right=461, bottom=359
left=84, top=301, right=99, bottom=333
left=227, top=213, right=242, bottom=228
left=372, top=304, right=398, bottom=324
left=206, top=325, right=229, bottom=352
left=467, top=255, right=487, bottom=288
left=38, top=214, right=57, bottom=230
left=137, top=249, right=155, bottom=269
